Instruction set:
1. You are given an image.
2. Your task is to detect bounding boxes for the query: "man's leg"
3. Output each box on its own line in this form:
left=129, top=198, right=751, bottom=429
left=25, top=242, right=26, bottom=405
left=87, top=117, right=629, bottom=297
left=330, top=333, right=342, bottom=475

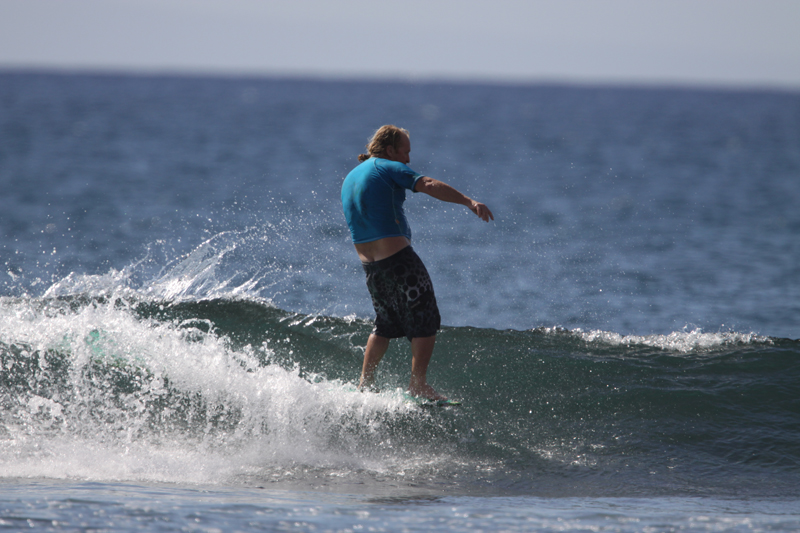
left=407, top=335, right=445, bottom=400
left=359, top=334, right=390, bottom=390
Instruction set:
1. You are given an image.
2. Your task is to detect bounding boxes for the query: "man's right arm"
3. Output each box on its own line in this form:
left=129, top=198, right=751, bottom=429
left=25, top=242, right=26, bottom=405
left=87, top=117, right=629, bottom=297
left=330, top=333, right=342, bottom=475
left=414, top=176, right=494, bottom=222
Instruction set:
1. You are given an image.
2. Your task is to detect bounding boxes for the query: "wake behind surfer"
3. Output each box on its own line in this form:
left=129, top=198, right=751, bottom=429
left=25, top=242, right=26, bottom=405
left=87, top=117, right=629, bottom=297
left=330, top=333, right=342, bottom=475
left=341, top=125, right=494, bottom=400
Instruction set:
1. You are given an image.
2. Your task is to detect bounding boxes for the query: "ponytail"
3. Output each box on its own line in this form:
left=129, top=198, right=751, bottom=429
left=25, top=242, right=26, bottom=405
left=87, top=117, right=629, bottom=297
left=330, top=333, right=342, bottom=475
left=358, top=125, right=409, bottom=161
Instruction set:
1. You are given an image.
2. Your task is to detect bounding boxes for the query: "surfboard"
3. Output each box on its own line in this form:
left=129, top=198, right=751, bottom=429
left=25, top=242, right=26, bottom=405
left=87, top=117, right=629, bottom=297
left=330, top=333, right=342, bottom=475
left=402, top=393, right=462, bottom=407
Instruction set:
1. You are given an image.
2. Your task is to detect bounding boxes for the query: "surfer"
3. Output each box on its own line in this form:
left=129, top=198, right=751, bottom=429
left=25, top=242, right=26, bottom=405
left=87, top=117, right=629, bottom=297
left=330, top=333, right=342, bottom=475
left=341, top=125, right=494, bottom=400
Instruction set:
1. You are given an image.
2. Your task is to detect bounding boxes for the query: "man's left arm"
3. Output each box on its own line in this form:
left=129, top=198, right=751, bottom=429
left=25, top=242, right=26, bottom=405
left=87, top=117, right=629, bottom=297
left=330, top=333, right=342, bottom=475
left=414, top=176, right=494, bottom=222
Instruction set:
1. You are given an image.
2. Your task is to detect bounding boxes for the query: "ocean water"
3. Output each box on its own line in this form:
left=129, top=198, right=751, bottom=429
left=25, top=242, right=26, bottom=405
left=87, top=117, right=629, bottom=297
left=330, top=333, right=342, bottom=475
left=1, top=71, right=799, bottom=531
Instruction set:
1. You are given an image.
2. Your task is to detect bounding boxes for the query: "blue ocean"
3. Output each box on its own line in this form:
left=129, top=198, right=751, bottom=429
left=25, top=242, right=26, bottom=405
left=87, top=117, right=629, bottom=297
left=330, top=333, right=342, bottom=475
left=1, top=71, right=799, bottom=531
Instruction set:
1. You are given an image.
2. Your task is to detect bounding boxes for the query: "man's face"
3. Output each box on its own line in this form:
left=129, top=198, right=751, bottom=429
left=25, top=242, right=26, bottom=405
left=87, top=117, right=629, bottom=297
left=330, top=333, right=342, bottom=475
left=387, top=134, right=411, bottom=164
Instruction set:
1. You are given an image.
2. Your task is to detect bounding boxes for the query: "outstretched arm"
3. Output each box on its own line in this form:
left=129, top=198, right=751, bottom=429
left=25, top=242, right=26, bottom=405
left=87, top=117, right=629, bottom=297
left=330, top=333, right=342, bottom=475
left=414, top=176, right=494, bottom=222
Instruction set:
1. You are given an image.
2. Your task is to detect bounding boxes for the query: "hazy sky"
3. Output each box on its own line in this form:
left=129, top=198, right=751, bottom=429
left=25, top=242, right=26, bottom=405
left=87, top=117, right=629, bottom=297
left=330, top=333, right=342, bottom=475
left=1, top=0, right=799, bottom=89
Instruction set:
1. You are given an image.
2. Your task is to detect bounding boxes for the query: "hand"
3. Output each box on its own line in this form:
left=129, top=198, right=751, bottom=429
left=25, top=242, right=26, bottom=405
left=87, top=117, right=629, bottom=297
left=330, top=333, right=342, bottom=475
left=470, top=201, right=494, bottom=222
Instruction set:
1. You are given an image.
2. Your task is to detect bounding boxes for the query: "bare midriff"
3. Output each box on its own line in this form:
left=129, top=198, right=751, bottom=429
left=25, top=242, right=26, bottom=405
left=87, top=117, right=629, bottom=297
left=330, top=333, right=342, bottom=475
left=354, top=236, right=411, bottom=263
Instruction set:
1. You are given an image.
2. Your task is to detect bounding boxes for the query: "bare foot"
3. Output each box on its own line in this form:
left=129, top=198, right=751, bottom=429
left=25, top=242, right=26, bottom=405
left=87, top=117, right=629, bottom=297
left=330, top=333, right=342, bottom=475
left=358, top=383, right=380, bottom=393
left=407, top=383, right=446, bottom=401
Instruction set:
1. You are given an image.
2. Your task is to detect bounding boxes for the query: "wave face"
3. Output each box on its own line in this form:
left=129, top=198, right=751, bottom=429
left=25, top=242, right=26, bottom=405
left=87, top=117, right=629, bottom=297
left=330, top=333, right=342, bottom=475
left=2, top=293, right=797, bottom=498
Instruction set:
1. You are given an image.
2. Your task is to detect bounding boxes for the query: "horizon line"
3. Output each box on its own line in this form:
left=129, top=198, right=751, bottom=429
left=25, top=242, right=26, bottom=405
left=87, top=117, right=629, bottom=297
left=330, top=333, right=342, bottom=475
left=3, top=64, right=800, bottom=95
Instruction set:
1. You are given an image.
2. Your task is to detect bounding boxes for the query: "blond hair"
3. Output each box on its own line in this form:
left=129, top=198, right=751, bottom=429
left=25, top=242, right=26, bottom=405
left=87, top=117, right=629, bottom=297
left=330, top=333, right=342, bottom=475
left=358, top=125, right=410, bottom=162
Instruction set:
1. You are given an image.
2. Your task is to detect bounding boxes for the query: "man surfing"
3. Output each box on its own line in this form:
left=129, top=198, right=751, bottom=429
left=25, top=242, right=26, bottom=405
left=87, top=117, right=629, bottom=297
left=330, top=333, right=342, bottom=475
left=341, top=125, right=494, bottom=400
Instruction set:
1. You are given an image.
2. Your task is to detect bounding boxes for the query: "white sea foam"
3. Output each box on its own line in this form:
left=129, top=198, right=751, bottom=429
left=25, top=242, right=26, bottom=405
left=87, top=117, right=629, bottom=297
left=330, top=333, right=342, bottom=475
left=573, top=327, right=772, bottom=353
left=0, top=297, right=423, bottom=485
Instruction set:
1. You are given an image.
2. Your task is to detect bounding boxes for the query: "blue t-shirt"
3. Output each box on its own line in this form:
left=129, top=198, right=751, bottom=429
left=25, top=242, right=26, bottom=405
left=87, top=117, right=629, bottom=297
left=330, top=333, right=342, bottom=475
left=341, top=158, right=423, bottom=244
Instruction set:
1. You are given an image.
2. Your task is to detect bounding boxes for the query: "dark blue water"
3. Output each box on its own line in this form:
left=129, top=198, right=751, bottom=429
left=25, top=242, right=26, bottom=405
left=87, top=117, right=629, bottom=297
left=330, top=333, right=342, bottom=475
left=1, top=71, right=799, bottom=531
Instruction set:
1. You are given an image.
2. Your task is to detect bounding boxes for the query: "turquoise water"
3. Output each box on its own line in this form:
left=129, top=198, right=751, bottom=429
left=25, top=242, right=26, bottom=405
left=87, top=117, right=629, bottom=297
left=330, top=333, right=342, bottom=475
left=1, top=71, right=799, bottom=530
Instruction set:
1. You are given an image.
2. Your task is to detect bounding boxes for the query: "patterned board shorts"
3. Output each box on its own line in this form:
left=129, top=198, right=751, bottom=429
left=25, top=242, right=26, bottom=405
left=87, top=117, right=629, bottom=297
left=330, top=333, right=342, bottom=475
left=362, top=246, right=441, bottom=341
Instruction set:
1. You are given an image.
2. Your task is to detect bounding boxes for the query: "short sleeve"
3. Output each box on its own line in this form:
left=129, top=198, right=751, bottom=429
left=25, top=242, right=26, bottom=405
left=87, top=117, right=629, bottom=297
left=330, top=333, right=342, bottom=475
left=382, top=161, right=423, bottom=192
